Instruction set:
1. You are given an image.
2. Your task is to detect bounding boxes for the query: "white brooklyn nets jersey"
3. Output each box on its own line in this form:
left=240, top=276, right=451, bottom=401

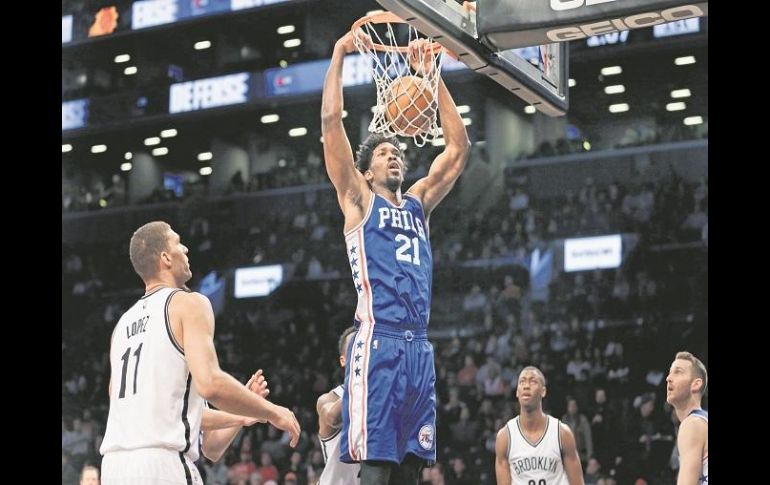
left=101, top=287, right=205, bottom=462
left=318, top=385, right=360, bottom=485
left=506, top=415, right=569, bottom=485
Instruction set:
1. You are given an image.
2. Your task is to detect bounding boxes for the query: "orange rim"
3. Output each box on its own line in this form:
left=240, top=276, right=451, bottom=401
left=351, top=11, right=444, bottom=54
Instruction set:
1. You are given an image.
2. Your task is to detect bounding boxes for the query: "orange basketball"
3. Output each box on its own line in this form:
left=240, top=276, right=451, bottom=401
left=385, top=76, right=436, bottom=136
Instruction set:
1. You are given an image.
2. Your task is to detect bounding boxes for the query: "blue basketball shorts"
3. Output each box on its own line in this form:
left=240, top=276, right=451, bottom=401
left=340, top=323, right=437, bottom=465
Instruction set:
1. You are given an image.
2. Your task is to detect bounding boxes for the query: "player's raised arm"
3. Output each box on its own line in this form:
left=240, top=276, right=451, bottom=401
left=408, top=77, right=470, bottom=216
left=322, top=32, right=370, bottom=210
left=407, top=42, right=471, bottom=216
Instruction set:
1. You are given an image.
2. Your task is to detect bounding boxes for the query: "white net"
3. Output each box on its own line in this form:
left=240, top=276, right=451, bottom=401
left=352, top=14, right=444, bottom=147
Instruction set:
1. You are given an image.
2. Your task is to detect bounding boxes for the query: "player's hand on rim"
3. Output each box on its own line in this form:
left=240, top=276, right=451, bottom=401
left=408, top=38, right=436, bottom=77
left=337, top=29, right=372, bottom=54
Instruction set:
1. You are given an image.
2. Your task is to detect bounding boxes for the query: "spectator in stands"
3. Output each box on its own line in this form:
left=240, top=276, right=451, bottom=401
left=456, top=355, right=478, bottom=387
left=584, top=457, right=601, bottom=485
left=257, top=451, right=279, bottom=483
left=562, top=397, right=594, bottom=465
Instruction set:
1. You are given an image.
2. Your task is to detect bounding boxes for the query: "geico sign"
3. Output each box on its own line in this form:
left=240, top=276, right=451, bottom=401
left=546, top=5, right=704, bottom=41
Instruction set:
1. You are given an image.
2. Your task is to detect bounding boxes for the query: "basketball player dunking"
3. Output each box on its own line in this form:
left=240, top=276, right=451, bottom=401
left=666, top=351, right=708, bottom=485
left=316, top=326, right=361, bottom=485
left=100, top=221, right=300, bottom=484
left=322, top=31, right=470, bottom=485
left=495, top=367, right=585, bottom=485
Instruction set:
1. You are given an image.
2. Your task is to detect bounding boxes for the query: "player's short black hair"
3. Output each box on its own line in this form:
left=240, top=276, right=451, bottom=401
left=520, top=366, right=547, bottom=386
left=355, top=132, right=400, bottom=172
left=338, top=326, right=358, bottom=356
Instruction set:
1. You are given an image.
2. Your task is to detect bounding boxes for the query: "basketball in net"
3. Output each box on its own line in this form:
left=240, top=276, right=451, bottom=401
left=351, top=12, right=445, bottom=146
left=385, top=75, right=436, bottom=137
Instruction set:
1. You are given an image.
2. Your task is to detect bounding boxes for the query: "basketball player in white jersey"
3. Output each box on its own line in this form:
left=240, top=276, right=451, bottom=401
left=666, top=351, right=708, bottom=485
left=100, top=221, right=301, bottom=484
left=316, top=327, right=361, bottom=485
left=494, top=366, right=585, bottom=485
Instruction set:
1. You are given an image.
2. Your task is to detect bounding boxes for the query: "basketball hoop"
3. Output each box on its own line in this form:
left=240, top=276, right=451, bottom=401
left=351, top=11, right=446, bottom=147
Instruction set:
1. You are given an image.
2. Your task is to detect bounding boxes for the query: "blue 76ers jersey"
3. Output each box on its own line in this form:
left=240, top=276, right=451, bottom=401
left=344, top=192, right=432, bottom=329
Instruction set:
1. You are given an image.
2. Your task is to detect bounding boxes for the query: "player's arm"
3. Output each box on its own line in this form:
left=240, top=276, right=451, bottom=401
left=202, top=370, right=270, bottom=431
left=317, top=390, right=343, bottom=432
left=559, top=423, right=586, bottom=485
left=200, top=408, right=257, bottom=462
left=407, top=74, right=471, bottom=216
left=201, top=371, right=270, bottom=462
left=201, top=409, right=261, bottom=462
left=676, top=417, right=707, bottom=485
left=495, top=426, right=512, bottom=485
left=171, top=292, right=300, bottom=447
left=321, top=31, right=368, bottom=211
left=202, top=407, right=259, bottom=431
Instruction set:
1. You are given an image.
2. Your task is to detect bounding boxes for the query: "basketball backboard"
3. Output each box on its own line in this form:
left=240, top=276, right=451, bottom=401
left=376, top=0, right=569, bottom=116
